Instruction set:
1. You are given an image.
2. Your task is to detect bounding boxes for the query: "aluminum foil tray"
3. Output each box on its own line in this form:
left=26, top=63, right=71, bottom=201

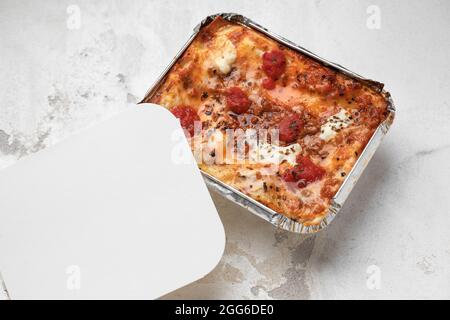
left=141, top=13, right=395, bottom=233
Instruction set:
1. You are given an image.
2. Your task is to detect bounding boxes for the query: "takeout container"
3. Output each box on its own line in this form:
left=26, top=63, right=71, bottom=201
left=140, top=13, right=395, bottom=233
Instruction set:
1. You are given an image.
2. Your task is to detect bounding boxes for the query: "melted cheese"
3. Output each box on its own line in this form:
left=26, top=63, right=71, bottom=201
left=319, top=109, right=353, bottom=141
left=210, top=35, right=237, bottom=74
left=249, top=143, right=301, bottom=165
left=240, top=37, right=264, bottom=57
left=238, top=168, right=265, bottom=193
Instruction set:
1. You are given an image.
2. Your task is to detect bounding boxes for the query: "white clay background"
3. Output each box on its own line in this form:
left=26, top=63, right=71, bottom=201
left=1, top=0, right=449, bottom=299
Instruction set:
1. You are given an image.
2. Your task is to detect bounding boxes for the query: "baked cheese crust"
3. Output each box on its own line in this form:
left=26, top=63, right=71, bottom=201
left=145, top=17, right=389, bottom=225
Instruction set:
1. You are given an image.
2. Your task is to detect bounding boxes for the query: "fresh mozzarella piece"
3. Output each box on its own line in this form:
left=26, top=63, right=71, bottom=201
left=319, top=109, right=353, bottom=141
left=211, top=35, right=237, bottom=74
left=249, top=142, right=302, bottom=165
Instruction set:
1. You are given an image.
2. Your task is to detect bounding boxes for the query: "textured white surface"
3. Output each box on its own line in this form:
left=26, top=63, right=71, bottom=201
left=1, top=0, right=449, bottom=299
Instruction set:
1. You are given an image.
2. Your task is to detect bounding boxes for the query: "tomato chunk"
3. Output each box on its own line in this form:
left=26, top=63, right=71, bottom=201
left=278, top=114, right=303, bottom=143
left=295, top=155, right=325, bottom=186
left=281, top=155, right=325, bottom=187
left=226, top=87, right=251, bottom=114
left=281, top=166, right=302, bottom=182
left=262, top=49, right=286, bottom=80
left=262, top=78, right=276, bottom=90
left=170, top=105, right=200, bottom=137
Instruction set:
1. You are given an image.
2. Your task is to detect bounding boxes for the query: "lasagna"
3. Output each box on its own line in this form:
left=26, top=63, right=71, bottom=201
left=144, top=17, right=389, bottom=225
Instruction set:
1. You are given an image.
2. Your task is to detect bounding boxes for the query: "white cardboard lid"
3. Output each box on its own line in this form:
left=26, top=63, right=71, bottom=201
left=0, top=105, right=225, bottom=299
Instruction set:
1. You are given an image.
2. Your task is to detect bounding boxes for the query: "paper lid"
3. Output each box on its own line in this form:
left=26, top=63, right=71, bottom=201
left=0, top=105, right=225, bottom=299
